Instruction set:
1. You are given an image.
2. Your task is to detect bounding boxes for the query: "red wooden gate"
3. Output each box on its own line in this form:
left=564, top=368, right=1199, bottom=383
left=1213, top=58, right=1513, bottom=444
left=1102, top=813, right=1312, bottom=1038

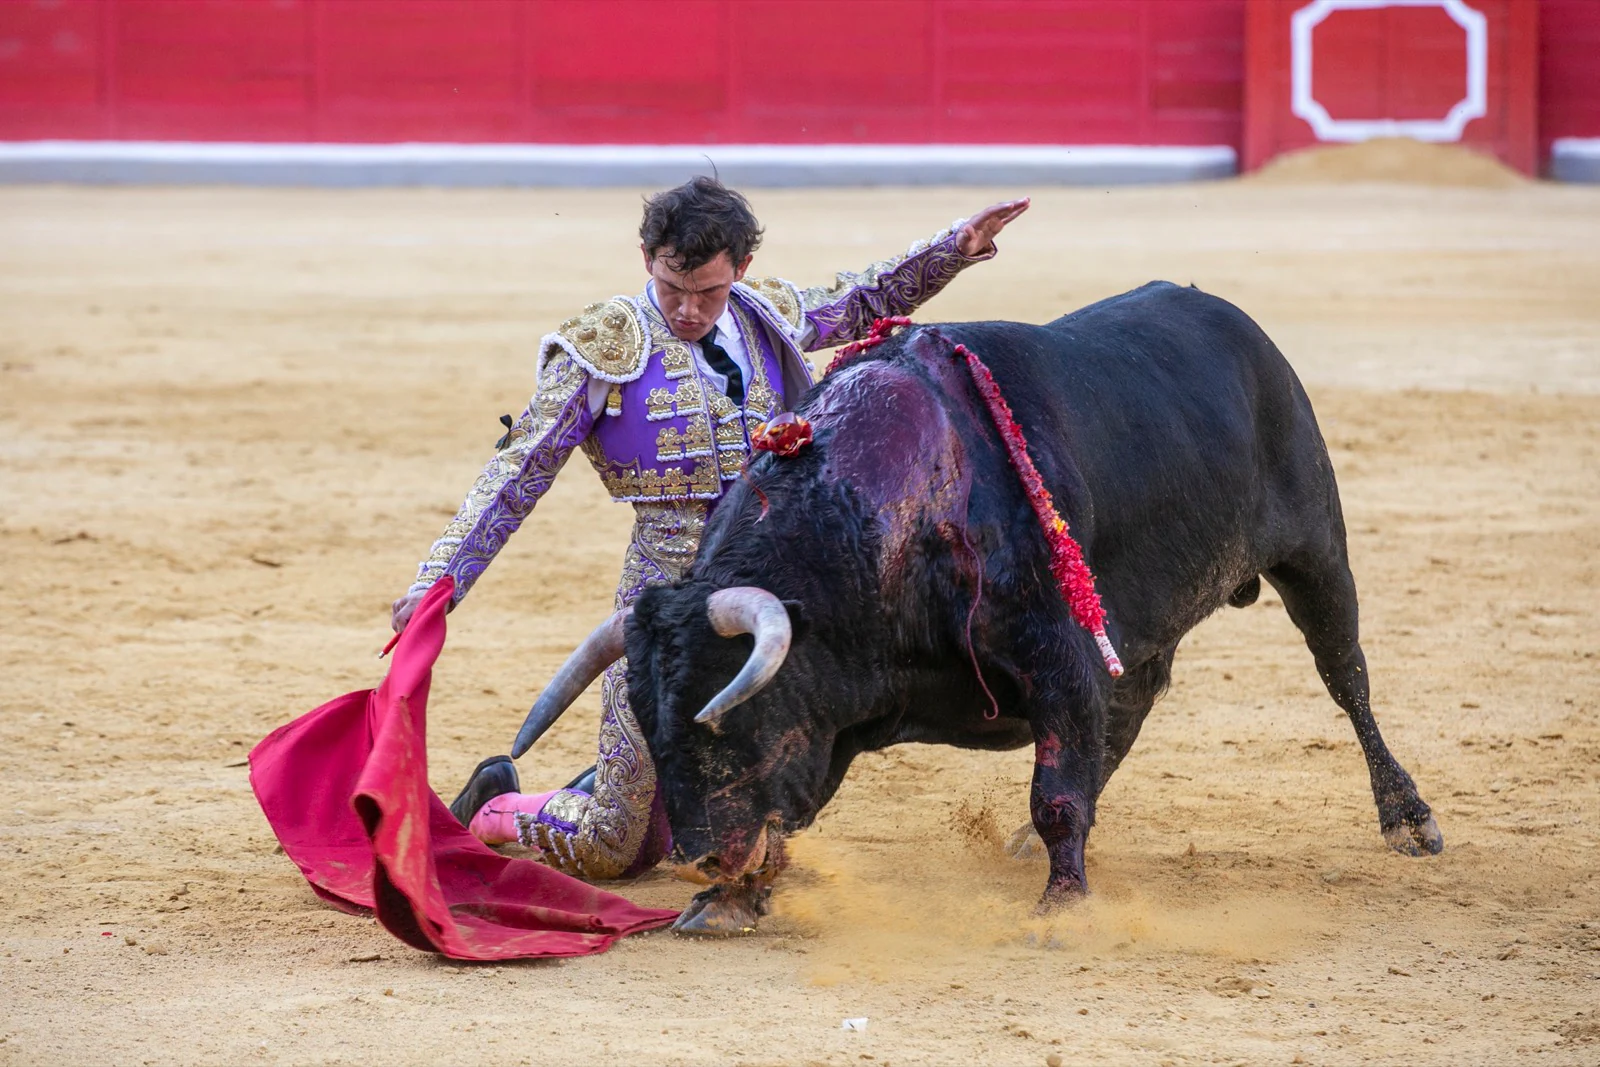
left=1243, top=0, right=1539, bottom=173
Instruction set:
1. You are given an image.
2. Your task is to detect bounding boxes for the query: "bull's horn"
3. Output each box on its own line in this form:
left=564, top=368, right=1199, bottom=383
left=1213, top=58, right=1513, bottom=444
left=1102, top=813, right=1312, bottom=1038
left=511, top=609, right=629, bottom=758
left=695, top=588, right=792, bottom=727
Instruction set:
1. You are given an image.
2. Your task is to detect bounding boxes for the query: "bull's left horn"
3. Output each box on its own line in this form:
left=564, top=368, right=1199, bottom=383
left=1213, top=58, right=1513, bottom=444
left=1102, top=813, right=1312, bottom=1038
left=511, top=609, right=629, bottom=758
left=695, top=588, right=792, bottom=727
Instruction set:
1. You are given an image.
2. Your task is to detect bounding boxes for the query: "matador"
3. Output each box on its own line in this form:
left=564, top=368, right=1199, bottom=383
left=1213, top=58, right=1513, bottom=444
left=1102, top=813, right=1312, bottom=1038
left=391, top=177, right=1028, bottom=881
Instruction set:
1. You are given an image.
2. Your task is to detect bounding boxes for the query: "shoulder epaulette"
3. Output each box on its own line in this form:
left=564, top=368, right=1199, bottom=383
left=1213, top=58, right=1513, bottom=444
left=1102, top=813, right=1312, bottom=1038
left=549, top=297, right=648, bottom=383
left=739, top=277, right=805, bottom=331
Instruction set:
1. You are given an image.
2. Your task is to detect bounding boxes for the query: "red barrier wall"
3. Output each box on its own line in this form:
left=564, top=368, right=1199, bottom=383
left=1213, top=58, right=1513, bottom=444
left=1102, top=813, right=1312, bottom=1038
left=1, top=0, right=1594, bottom=169
left=1539, top=0, right=1600, bottom=153
left=0, top=0, right=1246, bottom=145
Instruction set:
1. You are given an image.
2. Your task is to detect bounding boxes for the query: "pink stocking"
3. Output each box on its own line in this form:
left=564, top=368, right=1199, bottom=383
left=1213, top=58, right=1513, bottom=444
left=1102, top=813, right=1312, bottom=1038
left=467, top=790, right=559, bottom=846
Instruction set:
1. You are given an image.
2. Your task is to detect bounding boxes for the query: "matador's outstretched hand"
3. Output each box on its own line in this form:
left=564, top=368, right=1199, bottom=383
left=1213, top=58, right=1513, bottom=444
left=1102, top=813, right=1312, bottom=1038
left=957, top=197, right=1030, bottom=258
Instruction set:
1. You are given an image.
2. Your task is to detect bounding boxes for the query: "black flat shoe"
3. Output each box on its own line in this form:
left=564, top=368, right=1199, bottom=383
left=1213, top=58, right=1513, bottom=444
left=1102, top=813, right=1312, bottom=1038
left=448, top=755, right=520, bottom=828
left=564, top=764, right=598, bottom=794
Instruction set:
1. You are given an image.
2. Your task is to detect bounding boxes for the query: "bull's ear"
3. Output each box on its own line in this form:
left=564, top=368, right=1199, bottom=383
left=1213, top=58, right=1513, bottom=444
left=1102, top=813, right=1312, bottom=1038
left=781, top=599, right=810, bottom=643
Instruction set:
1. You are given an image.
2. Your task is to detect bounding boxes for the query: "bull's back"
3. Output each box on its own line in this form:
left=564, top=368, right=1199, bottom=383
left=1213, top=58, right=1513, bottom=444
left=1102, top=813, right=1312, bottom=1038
left=945, top=282, right=1332, bottom=649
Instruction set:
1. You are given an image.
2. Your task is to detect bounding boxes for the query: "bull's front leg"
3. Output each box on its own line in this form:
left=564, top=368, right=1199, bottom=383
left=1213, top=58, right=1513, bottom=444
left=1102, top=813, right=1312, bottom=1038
left=1029, top=692, right=1107, bottom=910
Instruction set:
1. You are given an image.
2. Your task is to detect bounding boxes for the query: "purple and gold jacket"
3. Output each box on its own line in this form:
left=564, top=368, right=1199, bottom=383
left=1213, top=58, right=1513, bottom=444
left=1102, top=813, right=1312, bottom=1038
left=407, top=220, right=993, bottom=603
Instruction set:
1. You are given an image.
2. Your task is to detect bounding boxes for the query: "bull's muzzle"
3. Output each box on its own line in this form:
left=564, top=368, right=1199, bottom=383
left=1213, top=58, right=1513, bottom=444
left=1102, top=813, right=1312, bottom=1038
left=671, top=818, right=782, bottom=886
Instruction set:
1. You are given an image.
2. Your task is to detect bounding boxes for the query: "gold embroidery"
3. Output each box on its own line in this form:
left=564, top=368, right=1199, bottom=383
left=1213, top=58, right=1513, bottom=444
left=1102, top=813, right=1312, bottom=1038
left=597, top=455, right=725, bottom=502
left=655, top=426, right=684, bottom=461
left=682, top=414, right=713, bottom=454
left=527, top=661, right=655, bottom=880
left=542, top=790, right=588, bottom=826
left=601, top=465, right=638, bottom=498
left=706, top=390, right=738, bottom=424
left=645, top=386, right=673, bottom=421
left=714, top=419, right=745, bottom=448
left=672, top=376, right=703, bottom=412
left=800, top=221, right=960, bottom=313
left=745, top=277, right=804, bottom=329
left=796, top=220, right=976, bottom=348
left=632, top=501, right=707, bottom=576
left=661, top=343, right=692, bottom=380
left=536, top=353, right=586, bottom=420
left=646, top=377, right=704, bottom=422
left=718, top=449, right=748, bottom=479
left=615, top=539, right=649, bottom=602
left=728, top=299, right=783, bottom=423
left=605, top=384, right=623, bottom=417
left=661, top=466, right=689, bottom=497
left=745, top=376, right=780, bottom=420
left=557, top=298, right=647, bottom=381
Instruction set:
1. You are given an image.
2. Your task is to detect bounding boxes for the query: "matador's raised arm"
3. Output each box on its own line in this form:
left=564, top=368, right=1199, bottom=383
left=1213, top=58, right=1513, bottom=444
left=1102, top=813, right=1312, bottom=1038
left=796, top=219, right=997, bottom=352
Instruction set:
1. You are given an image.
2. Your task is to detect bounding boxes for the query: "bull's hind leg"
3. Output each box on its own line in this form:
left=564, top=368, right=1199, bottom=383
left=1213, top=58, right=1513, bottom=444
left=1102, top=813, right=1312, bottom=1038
left=1266, top=556, right=1444, bottom=856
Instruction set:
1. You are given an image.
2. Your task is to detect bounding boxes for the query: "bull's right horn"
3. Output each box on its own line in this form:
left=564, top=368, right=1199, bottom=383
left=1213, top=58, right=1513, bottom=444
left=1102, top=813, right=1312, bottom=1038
left=511, top=609, right=629, bottom=758
left=695, top=587, right=792, bottom=728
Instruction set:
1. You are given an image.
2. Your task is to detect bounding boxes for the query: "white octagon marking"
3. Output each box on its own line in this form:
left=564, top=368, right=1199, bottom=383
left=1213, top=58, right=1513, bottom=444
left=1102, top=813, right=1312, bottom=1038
left=1290, top=0, right=1488, bottom=142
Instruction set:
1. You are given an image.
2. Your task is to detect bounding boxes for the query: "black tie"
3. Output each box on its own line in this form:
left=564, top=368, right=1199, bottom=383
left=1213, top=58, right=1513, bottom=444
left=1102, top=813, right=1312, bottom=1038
left=700, top=325, right=745, bottom=404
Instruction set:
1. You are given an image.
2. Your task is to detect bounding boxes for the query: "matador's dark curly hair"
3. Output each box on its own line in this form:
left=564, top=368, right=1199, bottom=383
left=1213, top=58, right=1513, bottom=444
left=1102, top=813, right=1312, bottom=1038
left=640, top=176, right=764, bottom=273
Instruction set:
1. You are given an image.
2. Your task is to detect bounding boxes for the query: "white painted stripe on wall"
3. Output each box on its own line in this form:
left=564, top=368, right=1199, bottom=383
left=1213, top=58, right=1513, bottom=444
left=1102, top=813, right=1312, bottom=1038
left=0, top=141, right=1240, bottom=187
left=1552, top=138, right=1600, bottom=157
left=0, top=141, right=1239, bottom=165
left=1550, top=138, right=1600, bottom=183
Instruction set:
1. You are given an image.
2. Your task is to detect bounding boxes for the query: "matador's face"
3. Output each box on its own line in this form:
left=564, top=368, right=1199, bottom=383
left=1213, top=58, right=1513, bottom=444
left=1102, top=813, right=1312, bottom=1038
left=643, top=247, right=752, bottom=343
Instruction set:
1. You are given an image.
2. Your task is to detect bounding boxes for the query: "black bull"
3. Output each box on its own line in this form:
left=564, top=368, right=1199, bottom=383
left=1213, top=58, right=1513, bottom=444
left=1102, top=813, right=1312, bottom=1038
left=531, top=281, right=1444, bottom=935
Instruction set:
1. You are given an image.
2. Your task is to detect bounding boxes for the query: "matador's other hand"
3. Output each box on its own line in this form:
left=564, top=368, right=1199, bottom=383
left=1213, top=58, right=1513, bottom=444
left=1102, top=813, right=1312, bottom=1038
left=391, top=590, right=426, bottom=634
left=957, top=197, right=1030, bottom=258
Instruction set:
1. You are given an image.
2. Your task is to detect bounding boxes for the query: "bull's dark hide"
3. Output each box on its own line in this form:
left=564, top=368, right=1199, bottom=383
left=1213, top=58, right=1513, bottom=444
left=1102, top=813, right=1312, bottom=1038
left=625, top=281, right=1442, bottom=932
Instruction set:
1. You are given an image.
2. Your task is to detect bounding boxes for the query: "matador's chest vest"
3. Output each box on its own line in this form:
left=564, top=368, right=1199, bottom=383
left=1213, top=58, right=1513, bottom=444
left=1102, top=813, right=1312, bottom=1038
left=546, top=285, right=808, bottom=504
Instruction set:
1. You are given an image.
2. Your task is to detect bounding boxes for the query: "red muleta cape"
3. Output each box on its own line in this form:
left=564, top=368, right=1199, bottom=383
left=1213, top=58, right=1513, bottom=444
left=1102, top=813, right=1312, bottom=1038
left=248, top=577, right=677, bottom=959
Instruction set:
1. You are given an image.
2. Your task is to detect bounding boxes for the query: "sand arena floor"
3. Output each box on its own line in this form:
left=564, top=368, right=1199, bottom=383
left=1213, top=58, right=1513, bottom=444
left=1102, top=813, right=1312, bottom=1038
left=1, top=169, right=1598, bottom=1065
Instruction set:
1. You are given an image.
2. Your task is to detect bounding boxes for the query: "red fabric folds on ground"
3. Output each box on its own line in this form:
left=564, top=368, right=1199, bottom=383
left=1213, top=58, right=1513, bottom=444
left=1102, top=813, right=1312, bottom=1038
left=248, top=577, right=677, bottom=959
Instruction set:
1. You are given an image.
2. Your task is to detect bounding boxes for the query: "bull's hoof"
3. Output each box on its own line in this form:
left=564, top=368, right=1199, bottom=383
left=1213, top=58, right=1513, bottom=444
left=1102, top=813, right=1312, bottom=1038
left=1005, top=824, right=1045, bottom=862
left=671, top=884, right=769, bottom=938
left=1382, top=813, right=1444, bottom=857
left=1034, top=880, right=1087, bottom=916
